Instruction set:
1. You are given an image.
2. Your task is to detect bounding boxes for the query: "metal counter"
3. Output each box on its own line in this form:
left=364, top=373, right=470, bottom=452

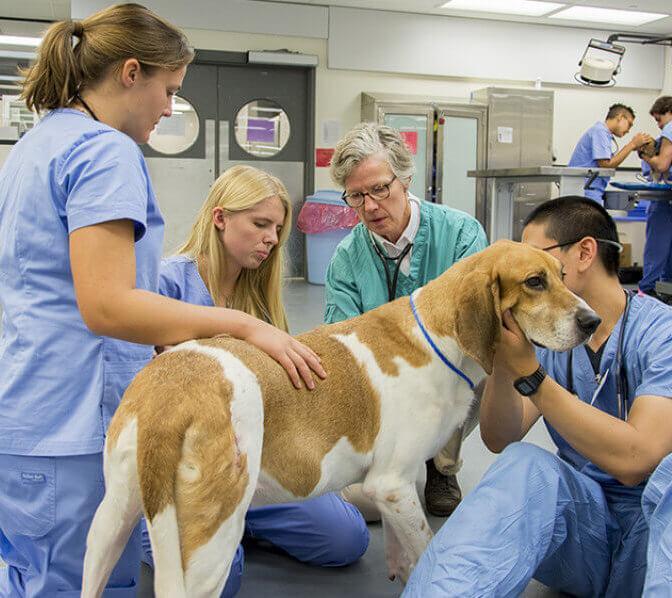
left=468, top=166, right=615, bottom=241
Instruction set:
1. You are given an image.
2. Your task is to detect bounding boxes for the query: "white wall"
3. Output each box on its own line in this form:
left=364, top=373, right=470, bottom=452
left=664, top=47, right=672, bottom=95
left=329, top=7, right=665, bottom=89
left=186, top=29, right=662, bottom=190
left=72, top=0, right=328, bottom=38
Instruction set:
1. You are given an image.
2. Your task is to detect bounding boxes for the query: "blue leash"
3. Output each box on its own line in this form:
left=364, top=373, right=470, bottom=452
left=409, top=292, right=475, bottom=390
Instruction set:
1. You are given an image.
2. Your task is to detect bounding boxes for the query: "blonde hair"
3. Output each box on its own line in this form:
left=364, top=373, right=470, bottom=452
left=21, top=3, right=194, bottom=113
left=178, top=165, right=292, bottom=332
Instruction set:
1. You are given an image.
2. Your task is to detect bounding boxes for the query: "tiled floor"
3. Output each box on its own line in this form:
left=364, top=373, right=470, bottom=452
left=137, top=280, right=562, bottom=597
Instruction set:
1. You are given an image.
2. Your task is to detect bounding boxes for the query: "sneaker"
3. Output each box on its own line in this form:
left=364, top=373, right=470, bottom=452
left=424, top=460, right=462, bottom=517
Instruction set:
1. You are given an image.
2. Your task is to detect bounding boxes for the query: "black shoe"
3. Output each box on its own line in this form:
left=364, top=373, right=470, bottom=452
left=424, top=460, right=462, bottom=517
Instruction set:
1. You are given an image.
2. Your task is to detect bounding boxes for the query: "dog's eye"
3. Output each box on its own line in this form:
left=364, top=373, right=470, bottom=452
left=525, top=276, right=545, bottom=290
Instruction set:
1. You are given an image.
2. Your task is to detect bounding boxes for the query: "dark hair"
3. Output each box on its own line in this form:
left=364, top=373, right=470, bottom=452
left=21, top=3, right=194, bottom=113
left=650, top=96, right=672, bottom=117
left=523, top=196, right=620, bottom=275
left=606, top=103, right=635, bottom=121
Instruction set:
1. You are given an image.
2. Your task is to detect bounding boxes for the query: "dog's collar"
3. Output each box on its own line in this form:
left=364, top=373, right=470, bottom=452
left=409, top=292, right=476, bottom=390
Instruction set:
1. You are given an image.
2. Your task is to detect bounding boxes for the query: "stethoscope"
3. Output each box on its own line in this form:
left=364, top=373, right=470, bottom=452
left=566, top=290, right=633, bottom=421
left=368, top=231, right=413, bottom=302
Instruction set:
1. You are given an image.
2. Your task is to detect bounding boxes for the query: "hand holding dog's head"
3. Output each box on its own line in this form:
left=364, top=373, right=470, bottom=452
left=453, top=241, right=599, bottom=374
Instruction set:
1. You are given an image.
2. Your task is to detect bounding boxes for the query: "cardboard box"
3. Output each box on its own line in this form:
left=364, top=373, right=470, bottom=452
left=620, top=242, right=632, bottom=268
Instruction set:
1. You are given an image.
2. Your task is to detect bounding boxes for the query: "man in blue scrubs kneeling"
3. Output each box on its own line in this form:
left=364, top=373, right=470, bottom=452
left=404, top=197, right=672, bottom=597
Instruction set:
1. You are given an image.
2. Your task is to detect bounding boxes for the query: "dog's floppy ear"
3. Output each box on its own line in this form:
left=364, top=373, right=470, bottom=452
left=453, top=269, right=501, bottom=375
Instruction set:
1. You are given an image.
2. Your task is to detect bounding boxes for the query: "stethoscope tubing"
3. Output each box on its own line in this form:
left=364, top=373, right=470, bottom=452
left=369, top=232, right=413, bottom=302
left=567, top=290, right=633, bottom=421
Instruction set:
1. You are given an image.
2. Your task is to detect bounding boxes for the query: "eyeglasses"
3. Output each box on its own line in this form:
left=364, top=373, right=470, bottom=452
left=542, top=238, right=623, bottom=253
left=342, top=175, right=396, bottom=208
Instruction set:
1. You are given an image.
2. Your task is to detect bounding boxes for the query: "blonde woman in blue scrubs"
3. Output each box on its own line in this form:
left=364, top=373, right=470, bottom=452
left=0, top=6, right=323, bottom=596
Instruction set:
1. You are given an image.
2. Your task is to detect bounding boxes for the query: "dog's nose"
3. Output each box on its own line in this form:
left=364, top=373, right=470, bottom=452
left=576, top=309, right=601, bottom=336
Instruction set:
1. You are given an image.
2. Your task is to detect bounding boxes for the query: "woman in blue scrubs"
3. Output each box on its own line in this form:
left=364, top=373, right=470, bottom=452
left=142, top=165, right=368, bottom=596
left=404, top=197, right=672, bottom=597
left=0, top=6, right=324, bottom=596
left=639, top=96, right=672, bottom=297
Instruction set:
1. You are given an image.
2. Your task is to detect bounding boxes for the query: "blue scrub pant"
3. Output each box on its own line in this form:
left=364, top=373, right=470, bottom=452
left=0, top=452, right=140, bottom=597
left=584, top=188, right=605, bottom=205
left=640, top=200, right=672, bottom=292
left=142, top=491, right=369, bottom=597
left=642, top=453, right=672, bottom=596
left=403, top=442, right=649, bottom=598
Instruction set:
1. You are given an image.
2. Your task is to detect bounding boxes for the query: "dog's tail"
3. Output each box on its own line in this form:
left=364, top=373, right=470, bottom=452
left=138, top=420, right=190, bottom=597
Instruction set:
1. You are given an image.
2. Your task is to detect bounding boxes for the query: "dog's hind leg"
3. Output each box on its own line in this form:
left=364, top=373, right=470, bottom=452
left=82, top=419, right=143, bottom=598
left=177, top=423, right=262, bottom=598
left=182, top=499, right=250, bottom=598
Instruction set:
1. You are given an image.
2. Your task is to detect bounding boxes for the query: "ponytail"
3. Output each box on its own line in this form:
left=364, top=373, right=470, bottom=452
left=20, top=3, right=193, bottom=113
left=21, top=20, right=82, bottom=112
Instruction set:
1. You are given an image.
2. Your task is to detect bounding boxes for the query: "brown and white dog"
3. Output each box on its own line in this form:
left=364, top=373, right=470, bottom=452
left=81, top=240, right=600, bottom=597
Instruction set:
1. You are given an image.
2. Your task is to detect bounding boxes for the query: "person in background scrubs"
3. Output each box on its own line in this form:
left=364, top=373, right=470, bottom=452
left=639, top=96, right=672, bottom=298
left=141, top=165, right=368, bottom=597
left=568, top=103, right=652, bottom=204
left=403, top=196, right=672, bottom=597
left=324, top=123, right=487, bottom=519
left=0, top=6, right=324, bottom=597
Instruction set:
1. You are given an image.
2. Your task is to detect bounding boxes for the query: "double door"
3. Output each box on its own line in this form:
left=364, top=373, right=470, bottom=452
left=143, top=55, right=314, bottom=277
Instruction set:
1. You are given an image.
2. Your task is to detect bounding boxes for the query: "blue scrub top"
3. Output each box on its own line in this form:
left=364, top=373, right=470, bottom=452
left=324, top=200, right=487, bottom=324
left=536, top=294, right=672, bottom=496
left=642, top=132, right=672, bottom=181
left=660, top=122, right=672, bottom=180
left=0, top=109, right=164, bottom=456
left=159, top=255, right=213, bottom=306
left=642, top=158, right=653, bottom=180
left=568, top=121, right=613, bottom=202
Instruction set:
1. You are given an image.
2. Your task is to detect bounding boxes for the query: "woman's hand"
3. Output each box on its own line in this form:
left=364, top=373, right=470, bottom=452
left=243, top=320, right=327, bottom=389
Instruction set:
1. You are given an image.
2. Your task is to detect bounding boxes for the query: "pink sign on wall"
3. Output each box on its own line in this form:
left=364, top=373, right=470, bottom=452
left=399, top=130, right=418, bottom=155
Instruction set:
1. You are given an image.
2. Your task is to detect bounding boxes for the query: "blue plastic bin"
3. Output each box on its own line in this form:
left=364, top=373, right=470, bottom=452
left=301, top=190, right=357, bottom=285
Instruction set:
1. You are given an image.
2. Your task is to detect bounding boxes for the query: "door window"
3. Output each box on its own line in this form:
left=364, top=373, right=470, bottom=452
left=234, top=99, right=290, bottom=157
left=147, top=96, right=200, bottom=155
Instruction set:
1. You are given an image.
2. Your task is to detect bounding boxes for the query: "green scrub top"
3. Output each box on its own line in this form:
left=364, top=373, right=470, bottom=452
left=324, top=200, right=488, bottom=324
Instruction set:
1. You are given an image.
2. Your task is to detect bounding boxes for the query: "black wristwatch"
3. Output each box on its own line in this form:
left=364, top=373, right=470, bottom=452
left=513, top=365, right=547, bottom=396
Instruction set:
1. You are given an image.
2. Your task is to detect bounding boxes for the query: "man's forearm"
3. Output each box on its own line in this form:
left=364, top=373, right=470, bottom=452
left=480, top=371, right=530, bottom=452
left=601, top=142, right=636, bottom=169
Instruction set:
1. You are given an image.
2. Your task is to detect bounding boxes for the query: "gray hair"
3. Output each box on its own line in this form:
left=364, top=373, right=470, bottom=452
left=329, top=122, right=415, bottom=188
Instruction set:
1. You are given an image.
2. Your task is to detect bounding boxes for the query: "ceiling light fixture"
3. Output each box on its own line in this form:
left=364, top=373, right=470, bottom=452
left=0, top=35, right=42, bottom=47
left=551, top=6, right=667, bottom=27
left=440, top=0, right=564, bottom=17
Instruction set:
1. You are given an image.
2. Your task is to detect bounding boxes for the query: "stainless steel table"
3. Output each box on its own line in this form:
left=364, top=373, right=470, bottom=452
left=604, top=187, right=672, bottom=211
left=468, top=166, right=615, bottom=241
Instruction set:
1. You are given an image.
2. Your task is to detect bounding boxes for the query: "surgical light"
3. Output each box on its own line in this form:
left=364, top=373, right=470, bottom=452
left=576, top=33, right=672, bottom=88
